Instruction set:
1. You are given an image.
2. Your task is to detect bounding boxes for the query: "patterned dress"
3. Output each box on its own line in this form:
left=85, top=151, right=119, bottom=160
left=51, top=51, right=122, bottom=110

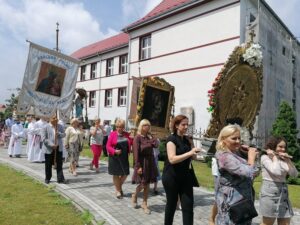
left=215, top=150, right=257, bottom=225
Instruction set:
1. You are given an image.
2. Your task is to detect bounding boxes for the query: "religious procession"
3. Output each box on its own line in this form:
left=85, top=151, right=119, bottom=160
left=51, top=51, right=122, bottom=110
left=1, top=0, right=300, bottom=225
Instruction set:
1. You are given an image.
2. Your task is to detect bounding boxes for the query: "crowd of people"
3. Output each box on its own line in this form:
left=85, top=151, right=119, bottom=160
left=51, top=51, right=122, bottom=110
left=0, top=113, right=299, bottom=225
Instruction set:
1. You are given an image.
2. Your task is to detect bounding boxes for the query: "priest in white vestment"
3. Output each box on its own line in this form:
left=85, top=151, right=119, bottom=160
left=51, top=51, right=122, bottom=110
left=28, top=118, right=47, bottom=162
left=8, top=118, right=24, bottom=157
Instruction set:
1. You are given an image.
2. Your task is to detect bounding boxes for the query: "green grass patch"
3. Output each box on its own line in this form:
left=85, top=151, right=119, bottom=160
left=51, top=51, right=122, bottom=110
left=0, top=164, right=86, bottom=225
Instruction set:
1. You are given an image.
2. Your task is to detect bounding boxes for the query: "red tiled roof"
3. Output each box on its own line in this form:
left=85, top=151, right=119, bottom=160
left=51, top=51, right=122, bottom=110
left=0, top=104, right=6, bottom=108
left=124, top=0, right=193, bottom=31
left=71, top=33, right=129, bottom=59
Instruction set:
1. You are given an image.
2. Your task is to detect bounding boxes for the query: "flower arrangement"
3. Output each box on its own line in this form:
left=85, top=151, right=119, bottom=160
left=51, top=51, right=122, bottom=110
left=242, top=43, right=263, bottom=67
left=207, top=72, right=222, bottom=112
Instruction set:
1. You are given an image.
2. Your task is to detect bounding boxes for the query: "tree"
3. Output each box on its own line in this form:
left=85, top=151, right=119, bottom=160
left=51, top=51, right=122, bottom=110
left=4, top=90, right=20, bottom=118
left=271, top=101, right=300, bottom=163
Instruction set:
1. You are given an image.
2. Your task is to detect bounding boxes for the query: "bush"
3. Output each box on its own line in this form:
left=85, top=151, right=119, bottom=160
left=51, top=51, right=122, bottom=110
left=158, top=140, right=167, bottom=161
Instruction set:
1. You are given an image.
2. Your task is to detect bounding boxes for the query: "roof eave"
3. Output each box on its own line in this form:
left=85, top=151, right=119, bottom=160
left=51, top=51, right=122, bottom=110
left=77, top=43, right=129, bottom=61
left=123, top=0, right=211, bottom=32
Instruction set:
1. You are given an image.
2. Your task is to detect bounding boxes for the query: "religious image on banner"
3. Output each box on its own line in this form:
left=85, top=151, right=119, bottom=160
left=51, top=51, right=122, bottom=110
left=17, top=42, right=79, bottom=121
left=35, top=62, right=66, bottom=97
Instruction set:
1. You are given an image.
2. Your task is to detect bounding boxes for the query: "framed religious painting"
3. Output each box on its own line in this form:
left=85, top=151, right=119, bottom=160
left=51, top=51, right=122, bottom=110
left=135, top=76, right=175, bottom=139
left=35, top=61, right=66, bottom=97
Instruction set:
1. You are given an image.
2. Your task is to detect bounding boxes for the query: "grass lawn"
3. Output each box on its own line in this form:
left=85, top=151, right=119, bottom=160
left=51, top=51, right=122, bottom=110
left=82, top=144, right=300, bottom=208
left=0, top=164, right=91, bottom=225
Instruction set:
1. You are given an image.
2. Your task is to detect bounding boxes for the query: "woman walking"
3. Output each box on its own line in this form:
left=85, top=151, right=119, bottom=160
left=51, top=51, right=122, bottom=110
left=89, top=118, right=105, bottom=173
left=106, top=119, right=133, bottom=199
left=131, top=119, right=159, bottom=214
left=162, top=115, right=200, bottom=225
left=260, top=136, right=298, bottom=225
left=215, top=124, right=258, bottom=225
left=64, top=118, right=84, bottom=176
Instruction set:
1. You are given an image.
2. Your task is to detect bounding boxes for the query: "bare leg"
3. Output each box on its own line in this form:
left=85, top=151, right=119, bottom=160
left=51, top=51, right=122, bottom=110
left=261, top=216, right=276, bottom=225
left=277, top=218, right=291, bottom=225
left=132, top=184, right=143, bottom=208
left=209, top=202, right=217, bottom=225
left=141, top=184, right=150, bottom=214
left=113, top=176, right=122, bottom=198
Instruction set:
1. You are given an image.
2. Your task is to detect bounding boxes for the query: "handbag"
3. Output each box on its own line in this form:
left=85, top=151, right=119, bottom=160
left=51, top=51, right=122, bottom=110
left=189, top=163, right=199, bottom=187
left=229, top=198, right=258, bottom=224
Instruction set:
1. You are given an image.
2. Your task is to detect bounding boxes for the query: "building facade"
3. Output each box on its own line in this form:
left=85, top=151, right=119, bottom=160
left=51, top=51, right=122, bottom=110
left=72, top=0, right=300, bottom=140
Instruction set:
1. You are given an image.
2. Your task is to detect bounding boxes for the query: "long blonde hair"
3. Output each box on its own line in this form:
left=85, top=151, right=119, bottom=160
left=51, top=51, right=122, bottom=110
left=216, top=124, right=241, bottom=151
left=137, top=119, right=151, bottom=135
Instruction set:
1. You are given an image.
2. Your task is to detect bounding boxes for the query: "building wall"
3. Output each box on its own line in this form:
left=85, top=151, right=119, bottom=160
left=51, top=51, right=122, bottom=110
left=75, top=47, right=129, bottom=123
left=128, top=0, right=241, bottom=130
left=241, top=0, right=300, bottom=140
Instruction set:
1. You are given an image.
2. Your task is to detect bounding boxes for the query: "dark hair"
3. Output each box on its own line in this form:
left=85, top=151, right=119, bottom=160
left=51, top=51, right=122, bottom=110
left=264, top=136, right=287, bottom=151
left=172, top=114, right=188, bottom=134
left=225, top=117, right=243, bottom=126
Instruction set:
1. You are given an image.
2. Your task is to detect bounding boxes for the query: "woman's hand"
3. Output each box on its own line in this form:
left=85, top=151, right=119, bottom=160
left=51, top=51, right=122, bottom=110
left=190, top=147, right=200, bottom=157
left=137, top=167, right=143, bottom=175
left=266, top=149, right=275, bottom=158
left=247, top=147, right=258, bottom=166
left=65, top=144, right=69, bottom=149
left=115, top=149, right=122, bottom=155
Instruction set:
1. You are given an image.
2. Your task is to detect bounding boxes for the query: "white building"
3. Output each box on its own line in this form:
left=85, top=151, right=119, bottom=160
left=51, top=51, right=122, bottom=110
left=72, top=0, right=300, bottom=140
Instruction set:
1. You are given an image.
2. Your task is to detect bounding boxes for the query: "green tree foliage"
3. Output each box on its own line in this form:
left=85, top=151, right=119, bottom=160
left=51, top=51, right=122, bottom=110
left=271, top=101, right=300, bottom=172
left=4, top=90, right=20, bottom=118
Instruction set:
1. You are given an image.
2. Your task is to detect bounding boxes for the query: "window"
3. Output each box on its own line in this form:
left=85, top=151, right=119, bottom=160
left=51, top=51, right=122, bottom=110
left=80, top=65, right=86, bottom=81
left=119, top=55, right=128, bottom=74
left=140, top=35, right=151, bottom=60
left=105, top=89, right=112, bottom=107
left=118, top=88, right=127, bottom=106
left=89, top=91, right=96, bottom=107
left=106, top=58, right=114, bottom=76
left=90, top=63, right=97, bottom=79
left=249, top=13, right=256, bottom=23
left=282, top=46, right=286, bottom=56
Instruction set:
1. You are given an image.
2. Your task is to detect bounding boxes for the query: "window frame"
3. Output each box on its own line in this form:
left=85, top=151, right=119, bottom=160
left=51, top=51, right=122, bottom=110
left=104, top=89, right=113, bottom=107
left=89, top=91, right=96, bottom=107
left=118, top=87, right=127, bottom=107
left=139, top=35, right=151, bottom=60
left=80, top=65, right=86, bottom=81
left=106, top=58, right=114, bottom=76
left=90, top=63, right=97, bottom=79
left=119, top=54, right=128, bottom=74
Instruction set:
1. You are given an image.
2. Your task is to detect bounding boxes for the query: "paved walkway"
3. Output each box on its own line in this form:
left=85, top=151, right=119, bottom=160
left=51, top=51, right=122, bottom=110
left=0, top=146, right=299, bottom=225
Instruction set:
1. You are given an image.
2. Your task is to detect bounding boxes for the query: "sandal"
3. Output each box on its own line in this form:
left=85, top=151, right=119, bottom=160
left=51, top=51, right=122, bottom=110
left=116, top=191, right=122, bottom=199
left=141, top=202, right=150, bottom=214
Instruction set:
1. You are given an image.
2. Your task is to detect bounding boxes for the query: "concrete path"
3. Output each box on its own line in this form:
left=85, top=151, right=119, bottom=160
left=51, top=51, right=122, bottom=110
left=0, top=146, right=299, bottom=225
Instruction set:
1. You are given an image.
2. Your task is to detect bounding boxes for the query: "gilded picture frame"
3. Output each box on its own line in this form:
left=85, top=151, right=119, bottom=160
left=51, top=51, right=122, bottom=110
left=135, top=77, right=175, bottom=139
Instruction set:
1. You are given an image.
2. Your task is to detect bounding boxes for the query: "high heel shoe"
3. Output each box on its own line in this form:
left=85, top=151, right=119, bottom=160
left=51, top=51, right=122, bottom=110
left=131, top=193, right=137, bottom=208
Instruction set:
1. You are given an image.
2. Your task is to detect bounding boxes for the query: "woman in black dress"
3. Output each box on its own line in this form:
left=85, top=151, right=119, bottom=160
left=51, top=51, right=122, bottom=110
left=162, top=115, right=200, bottom=225
left=106, top=119, right=133, bottom=199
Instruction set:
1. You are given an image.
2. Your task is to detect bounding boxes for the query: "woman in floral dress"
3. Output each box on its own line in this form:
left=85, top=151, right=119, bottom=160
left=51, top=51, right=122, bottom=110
left=215, top=124, right=258, bottom=225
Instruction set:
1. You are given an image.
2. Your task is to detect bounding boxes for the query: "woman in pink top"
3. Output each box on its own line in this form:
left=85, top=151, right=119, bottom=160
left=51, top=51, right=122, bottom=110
left=106, top=119, right=133, bottom=199
left=260, top=136, right=299, bottom=225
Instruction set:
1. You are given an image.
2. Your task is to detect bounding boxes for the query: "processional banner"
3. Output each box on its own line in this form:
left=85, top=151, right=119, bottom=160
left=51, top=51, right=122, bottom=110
left=17, top=42, right=79, bottom=121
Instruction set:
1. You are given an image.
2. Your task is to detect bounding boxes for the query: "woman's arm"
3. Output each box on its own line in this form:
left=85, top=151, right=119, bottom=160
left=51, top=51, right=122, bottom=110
left=261, top=154, right=283, bottom=176
left=218, top=152, right=256, bottom=178
left=285, top=158, right=299, bottom=177
left=106, top=132, right=116, bottom=156
left=167, top=141, right=198, bottom=164
left=133, top=136, right=141, bottom=168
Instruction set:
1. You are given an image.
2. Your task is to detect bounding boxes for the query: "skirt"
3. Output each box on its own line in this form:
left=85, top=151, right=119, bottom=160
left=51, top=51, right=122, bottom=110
left=68, top=142, right=80, bottom=164
left=108, top=151, right=129, bottom=176
left=259, top=180, right=294, bottom=218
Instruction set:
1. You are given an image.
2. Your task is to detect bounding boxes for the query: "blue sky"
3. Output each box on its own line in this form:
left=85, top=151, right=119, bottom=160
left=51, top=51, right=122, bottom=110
left=0, top=0, right=299, bottom=103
